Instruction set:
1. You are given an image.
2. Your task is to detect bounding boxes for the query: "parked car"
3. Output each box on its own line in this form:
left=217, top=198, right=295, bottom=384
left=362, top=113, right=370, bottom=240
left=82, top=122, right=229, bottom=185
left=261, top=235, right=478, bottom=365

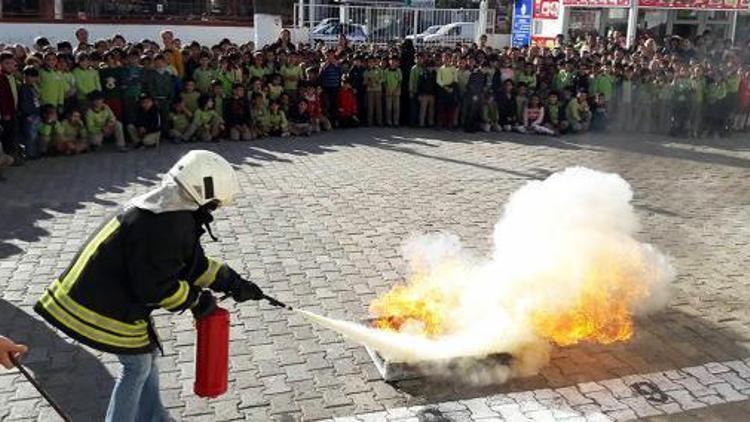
left=422, top=22, right=476, bottom=45
left=405, top=25, right=442, bottom=43
left=311, top=18, right=339, bottom=33
left=310, top=22, right=368, bottom=44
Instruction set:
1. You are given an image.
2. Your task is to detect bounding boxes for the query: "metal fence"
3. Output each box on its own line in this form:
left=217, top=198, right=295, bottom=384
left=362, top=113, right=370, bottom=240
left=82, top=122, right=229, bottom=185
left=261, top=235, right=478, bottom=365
left=299, top=4, right=495, bottom=46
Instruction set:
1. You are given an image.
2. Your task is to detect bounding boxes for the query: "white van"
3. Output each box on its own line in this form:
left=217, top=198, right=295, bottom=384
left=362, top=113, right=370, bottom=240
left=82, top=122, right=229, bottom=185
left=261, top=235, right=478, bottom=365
left=422, top=22, right=476, bottom=45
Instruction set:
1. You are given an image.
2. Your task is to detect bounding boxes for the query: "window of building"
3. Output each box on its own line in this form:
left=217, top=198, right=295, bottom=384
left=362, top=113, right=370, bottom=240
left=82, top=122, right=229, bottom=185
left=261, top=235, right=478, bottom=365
left=2, top=0, right=40, bottom=17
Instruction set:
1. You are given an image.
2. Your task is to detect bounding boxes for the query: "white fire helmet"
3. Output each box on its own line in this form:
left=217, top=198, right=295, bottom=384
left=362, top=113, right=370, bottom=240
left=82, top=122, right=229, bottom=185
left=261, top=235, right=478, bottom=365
left=168, top=150, right=240, bottom=207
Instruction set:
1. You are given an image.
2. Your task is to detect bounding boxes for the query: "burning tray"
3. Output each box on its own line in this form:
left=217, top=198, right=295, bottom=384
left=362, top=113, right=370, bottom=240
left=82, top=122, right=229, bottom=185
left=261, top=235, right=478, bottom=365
left=365, top=345, right=514, bottom=382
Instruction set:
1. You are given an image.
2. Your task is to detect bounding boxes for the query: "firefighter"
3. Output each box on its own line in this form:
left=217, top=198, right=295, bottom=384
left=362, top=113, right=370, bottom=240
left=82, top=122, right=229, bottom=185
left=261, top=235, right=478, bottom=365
left=34, top=150, right=264, bottom=422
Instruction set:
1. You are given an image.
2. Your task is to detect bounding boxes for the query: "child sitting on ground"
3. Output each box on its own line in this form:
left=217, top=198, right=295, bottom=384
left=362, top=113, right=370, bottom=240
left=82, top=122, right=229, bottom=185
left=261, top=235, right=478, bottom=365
left=127, top=93, right=162, bottom=148
left=251, top=92, right=269, bottom=139
left=480, top=92, right=501, bottom=132
left=543, top=92, right=562, bottom=135
left=520, top=94, right=555, bottom=135
left=224, top=83, right=252, bottom=141
left=54, top=108, right=88, bottom=155
left=38, top=105, right=59, bottom=155
left=288, top=99, right=312, bottom=136
left=169, top=96, right=194, bottom=143
left=190, top=94, right=224, bottom=142
left=266, top=100, right=290, bottom=137
left=181, top=79, right=201, bottom=113
left=86, top=91, right=126, bottom=151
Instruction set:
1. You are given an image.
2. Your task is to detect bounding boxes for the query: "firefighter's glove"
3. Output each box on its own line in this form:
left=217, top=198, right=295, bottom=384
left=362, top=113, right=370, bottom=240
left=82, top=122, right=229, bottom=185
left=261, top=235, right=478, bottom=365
left=191, top=291, right=217, bottom=320
left=230, top=278, right=264, bottom=303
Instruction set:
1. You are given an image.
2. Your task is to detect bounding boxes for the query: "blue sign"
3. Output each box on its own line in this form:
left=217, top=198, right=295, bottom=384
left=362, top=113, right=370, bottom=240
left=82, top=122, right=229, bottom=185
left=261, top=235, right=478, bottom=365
left=511, top=0, right=532, bottom=48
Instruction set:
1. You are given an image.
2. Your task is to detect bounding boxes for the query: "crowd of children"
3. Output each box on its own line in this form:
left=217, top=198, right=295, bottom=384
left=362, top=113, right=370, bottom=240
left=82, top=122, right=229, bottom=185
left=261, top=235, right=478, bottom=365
left=1, top=28, right=749, bottom=179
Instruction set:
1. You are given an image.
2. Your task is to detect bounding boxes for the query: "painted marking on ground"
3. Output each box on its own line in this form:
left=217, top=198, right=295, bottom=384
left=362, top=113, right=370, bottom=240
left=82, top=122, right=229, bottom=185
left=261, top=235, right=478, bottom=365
left=331, top=358, right=750, bottom=421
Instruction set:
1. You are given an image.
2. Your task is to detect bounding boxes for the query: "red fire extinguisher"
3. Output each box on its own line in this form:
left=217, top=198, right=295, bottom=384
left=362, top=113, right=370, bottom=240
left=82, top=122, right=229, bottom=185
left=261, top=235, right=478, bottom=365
left=194, top=306, right=230, bottom=398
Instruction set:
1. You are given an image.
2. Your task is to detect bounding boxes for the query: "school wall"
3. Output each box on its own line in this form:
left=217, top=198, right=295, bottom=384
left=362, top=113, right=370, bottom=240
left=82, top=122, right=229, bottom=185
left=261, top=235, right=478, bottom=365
left=0, top=22, right=309, bottom=47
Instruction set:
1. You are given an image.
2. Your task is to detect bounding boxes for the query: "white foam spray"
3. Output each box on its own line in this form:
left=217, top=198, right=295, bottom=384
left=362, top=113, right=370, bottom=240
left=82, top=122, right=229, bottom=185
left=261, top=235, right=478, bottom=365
left=295, top=167, right=676, bottom=382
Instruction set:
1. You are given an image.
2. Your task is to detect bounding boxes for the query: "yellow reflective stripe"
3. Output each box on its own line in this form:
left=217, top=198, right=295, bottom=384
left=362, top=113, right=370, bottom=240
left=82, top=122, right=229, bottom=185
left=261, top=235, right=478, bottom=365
left=61, top=218, right=121, bottom=292
left=195, top=258, right=223, bottom=288
left=159, top=281, right=190, bottom=310
left=49, top=280, right=147, bottom=337
left=40, top=292, right=150, bottom=349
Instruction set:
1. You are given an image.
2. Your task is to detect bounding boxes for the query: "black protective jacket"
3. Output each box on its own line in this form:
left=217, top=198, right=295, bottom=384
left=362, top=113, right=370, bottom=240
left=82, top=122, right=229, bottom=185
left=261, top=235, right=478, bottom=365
left=35, top=206, right=231, bottom=355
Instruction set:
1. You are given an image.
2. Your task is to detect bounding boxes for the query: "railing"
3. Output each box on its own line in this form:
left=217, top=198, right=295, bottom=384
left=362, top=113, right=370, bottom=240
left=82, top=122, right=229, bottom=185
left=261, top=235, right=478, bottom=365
left=300, top=4, right=496, bottom=46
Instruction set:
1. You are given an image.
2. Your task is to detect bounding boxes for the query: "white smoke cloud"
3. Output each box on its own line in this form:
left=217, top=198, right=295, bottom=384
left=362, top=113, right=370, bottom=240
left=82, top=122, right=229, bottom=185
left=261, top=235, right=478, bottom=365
left=297, top=167, right=676, bottom=383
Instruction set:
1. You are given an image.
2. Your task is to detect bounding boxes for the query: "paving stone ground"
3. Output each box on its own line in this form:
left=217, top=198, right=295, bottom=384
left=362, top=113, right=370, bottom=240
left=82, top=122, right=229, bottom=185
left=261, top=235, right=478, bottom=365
left=0, top=128, right=749, bottom=421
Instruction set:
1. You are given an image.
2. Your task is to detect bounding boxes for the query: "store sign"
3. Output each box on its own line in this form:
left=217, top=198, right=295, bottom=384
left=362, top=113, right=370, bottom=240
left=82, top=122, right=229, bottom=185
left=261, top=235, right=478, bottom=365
left=533, top=0, right=560, bottom=19
left=638, top=0, right=750, bottom=9
left=562, top=0, right=630, bottom=6
left=512, top=0, right=533, bottom=47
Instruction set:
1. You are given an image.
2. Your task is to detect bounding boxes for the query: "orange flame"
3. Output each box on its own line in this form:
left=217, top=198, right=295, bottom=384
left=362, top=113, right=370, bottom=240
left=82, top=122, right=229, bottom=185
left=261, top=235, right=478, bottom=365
left=371, top=261, right=649, bottom=347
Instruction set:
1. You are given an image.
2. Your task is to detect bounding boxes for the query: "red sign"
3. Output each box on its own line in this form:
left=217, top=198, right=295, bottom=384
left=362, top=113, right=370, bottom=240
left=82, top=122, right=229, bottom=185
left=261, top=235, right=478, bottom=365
left=638, top=0, right=750, bottom=9
left=532, top=36, right=557, bottom=47
left=533, top=0, right=560, bottom=19
left=562, top=0, right=630, bottom=6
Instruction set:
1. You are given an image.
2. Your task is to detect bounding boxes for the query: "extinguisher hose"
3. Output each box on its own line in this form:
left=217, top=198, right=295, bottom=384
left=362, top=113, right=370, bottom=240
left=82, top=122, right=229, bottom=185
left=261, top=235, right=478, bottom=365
left=9, top=354, right=72, bottom=422
left=218, top=293, right=293, bottom=310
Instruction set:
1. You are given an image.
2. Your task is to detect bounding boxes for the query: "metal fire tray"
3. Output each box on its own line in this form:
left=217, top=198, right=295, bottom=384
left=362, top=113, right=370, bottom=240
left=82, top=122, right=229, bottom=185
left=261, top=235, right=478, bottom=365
left=364, top=345, right=513, bottom=382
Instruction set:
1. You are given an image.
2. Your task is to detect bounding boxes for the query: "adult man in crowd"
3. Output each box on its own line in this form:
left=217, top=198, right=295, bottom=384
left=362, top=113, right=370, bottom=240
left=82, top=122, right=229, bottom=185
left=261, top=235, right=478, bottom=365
left=0, top=52, right=20, bottom=164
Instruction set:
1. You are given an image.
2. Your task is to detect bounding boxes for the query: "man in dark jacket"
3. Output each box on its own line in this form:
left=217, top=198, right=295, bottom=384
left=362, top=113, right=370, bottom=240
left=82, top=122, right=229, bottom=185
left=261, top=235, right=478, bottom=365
left=0, top=52, right=20, bottom=163
left=35, top=150, right=264, bottom=422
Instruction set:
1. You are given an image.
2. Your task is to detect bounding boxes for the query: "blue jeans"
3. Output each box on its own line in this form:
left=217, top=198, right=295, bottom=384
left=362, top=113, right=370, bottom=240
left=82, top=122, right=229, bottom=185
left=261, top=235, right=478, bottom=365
left=21, top=116, right=42, bottom=159
left=105, top=351, right=170, bottom=422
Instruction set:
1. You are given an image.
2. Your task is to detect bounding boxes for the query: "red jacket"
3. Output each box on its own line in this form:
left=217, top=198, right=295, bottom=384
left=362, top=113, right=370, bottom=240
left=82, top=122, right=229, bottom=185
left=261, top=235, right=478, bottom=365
left=0, top=72, right=18, bottom=120
left=304, top=93, right=324, bottom=118
left=739, top=77, right=750, bottom=111
left=338, top=87, right=357, bottom=118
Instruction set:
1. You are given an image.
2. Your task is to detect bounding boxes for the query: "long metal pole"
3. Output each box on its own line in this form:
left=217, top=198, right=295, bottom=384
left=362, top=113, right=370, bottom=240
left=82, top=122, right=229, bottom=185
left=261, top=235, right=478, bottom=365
left=626, top=0, right=638, bottom=49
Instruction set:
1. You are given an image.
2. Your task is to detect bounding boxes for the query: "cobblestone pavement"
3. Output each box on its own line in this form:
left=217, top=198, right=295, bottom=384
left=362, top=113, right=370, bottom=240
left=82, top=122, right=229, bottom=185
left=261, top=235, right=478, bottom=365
left=0, top=129, right=749, bottom=421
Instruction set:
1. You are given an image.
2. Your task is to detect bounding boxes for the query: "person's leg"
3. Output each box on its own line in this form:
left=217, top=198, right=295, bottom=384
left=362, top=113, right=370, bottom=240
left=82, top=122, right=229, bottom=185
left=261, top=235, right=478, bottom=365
left=127, top=125, right=142, bottom=144
left=366, top=92, right=374, bottom=126
left=393, top=96, right=400, bottom=126
left=112, top=121, right=126, bottom=148
left=384, top=95, right=393, bottom=126
left=89, top=134, right=103, bottom=149
left=375, top=92, right=383, bottom=126
left=135, top=351, right=169, bottom=422
left=143, top=132, right=160, bottom=146
left=105, top=353, right=155, bottom=422
left=418, top=96, right=427, bottom=127
left=229, top=127, right=240, bottom=141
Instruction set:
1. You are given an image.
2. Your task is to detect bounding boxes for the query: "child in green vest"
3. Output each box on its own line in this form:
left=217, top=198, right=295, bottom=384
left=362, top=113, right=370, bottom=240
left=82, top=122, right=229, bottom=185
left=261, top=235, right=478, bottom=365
left=73, top=53, right=101, bottom=109
left=268, top=74, right=284, bottom=102
left=38, top=105, right=59, bottom=155
left=211, top=80, right=225, bottom=120
left=181, top=79, right=201, bottom=113
left=250, top=92, right=270, bottom=138
left=86, top=91, right=126, bottom=151
left=280, top=52, right=303, bottom=99
left=168, top=97, right=194, bottom=143
left=363, top=56, right=384, bottom=126
left=39, top=52, right=66, bottom=111
left=193, top=52, right=217, bottom=95
left=267, top=100, right=289, bottom=137
left=54, top=108, right=88, bottom=155
left=187, top=94, right=224, bottom=142
left=383, top=56, right=402, bottom=127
